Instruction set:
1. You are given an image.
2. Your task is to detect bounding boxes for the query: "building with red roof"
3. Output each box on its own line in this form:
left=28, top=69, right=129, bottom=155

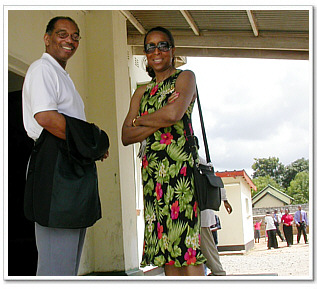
left=214, top=170, right=256, bottom=252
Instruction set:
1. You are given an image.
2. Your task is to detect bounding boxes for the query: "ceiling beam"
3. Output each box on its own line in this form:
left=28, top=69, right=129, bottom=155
left=128, top=31, right=309, bottom=52
left=180, top=10, right=200, bottom=36
left=246, top=10, right=259, bottom=37
left=132, top=46, right=309, bottom=60
left=120, top=10, right=146, bottom=35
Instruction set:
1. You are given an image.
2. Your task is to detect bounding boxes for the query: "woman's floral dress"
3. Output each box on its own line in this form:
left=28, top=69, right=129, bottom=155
left=140, top=70, right=206, bottom=268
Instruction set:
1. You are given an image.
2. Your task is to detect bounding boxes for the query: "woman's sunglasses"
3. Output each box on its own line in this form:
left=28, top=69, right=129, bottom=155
left=145, top=41, right=172, bottom=54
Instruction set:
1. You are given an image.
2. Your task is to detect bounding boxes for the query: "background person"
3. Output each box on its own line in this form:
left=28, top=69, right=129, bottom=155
left=264, top=212, right=278, bottom=249
left=121, top=26, right=206, bottom=276
left=200, top=188, right=232, bottom=276
left=22, top=16, right=109, bottom=276
left=281, top=208, right=294, bottom=247
left=254, top=220, right=262, bottom=243
left=273, top=209, right=285, bottom=242
left=294, top=205, right=309, bottom=244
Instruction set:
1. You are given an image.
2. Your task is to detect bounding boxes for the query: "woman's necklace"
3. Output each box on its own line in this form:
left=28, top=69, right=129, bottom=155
left=155, top=67, right=176, bottom=84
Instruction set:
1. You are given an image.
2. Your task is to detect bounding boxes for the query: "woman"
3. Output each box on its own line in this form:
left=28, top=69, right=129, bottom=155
left=264, top=212, right=278, bottom=249
left=281, top=208, right=294, bottom=246
left=122, top=27, right=206, bottom=276
left=254, top=220, right=262, bottom=243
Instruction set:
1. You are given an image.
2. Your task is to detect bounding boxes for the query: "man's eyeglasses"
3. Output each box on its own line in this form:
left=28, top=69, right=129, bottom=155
left=145, top=41, right=172, bottom=54
left=55, top=31, right=81, bottom=42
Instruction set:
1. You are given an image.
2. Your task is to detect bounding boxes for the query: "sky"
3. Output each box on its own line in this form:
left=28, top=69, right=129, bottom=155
left=181, top=57, right=311, bottom=177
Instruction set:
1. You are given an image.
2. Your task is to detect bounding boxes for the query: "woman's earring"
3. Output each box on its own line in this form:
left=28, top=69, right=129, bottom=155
left=142, top=56, right=148, bottom=71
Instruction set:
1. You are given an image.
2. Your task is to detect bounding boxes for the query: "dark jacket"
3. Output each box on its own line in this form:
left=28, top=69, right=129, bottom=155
left=24, top=115, right=110, bottom=229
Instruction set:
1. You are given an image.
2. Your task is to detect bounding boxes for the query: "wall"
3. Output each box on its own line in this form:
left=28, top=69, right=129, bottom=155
left=240, top=181, right=254, bottom=247
left=8, top=9, right=140, bottom=275
left=217, top=177, right=254, bottom=252
left=217, top=182, right=244, bottom=247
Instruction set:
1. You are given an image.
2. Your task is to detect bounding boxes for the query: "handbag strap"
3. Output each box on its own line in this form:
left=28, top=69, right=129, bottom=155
left=183, top=86, right=213, bottom=166
left=195, top=87, right=211, bottom=164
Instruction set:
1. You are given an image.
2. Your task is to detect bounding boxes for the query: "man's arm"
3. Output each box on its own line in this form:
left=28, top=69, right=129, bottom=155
left=34, top=110, right=66, bottom=140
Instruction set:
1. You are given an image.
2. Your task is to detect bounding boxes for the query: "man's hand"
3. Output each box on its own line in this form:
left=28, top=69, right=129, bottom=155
left=223, top=200, right=232, bottom=214
left=100, top=150, right=109, bottom=161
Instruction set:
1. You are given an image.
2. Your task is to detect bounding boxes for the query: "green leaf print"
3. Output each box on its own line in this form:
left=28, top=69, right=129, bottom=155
left=169, top=164, right=177, bottom=178
left=158, top=235, right=166, bottom=254
left=185, top=204, right=193, bottom=220
left=154, top=131, right=161, bottom=141
left=147, top=153, right=158, bottom=171
left=174, top=177, right=191, bottom=199
left=174, top=259, right=182, bottom=268
left=188, top=153, right=195, bottom=168
left=162, top=204, right=170, bottom=216
left=154, top=255, right=166, bottom=267
left=144, top=178, right=154, bottom=196
left=166, top=215, right=172, bottom=230
left=177, top=135, right=186, bottom=148
left=164, top=126, right=172, bottom=133
left=168, top=220, right=187, bottom=246
left=171, top=245, right=182, bottom=258
left=175, top=161, right=183, bottom=174
left=166, top=143, right=189, bottom=162
left=142, top=168, right=149, bottom=182
left=155, top=199, right=164, bottom=223
left=164, top=185, right=174, bottom=205
left=174, top=120, right=185, bottom=136
left=151, top=142, right=166, bottom=151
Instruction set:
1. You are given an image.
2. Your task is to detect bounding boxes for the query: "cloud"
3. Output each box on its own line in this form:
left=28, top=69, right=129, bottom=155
left=183, top=57, right=310, bottom=176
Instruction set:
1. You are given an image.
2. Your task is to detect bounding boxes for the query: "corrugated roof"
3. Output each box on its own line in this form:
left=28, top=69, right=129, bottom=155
left=122, top=9, right=309, bottom=60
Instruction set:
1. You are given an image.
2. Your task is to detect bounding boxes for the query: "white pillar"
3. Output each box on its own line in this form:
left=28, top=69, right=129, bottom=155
left=81, top=10, right=140, bottom=275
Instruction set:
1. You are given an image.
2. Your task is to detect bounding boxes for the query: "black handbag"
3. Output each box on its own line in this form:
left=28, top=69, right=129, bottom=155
left=184, top=88, right=224, bottom=211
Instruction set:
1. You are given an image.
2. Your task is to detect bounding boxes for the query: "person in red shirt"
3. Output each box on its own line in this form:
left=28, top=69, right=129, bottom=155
left=254, top=220, right=262, bottom=243
left=281, top=208, right=294, bottom=246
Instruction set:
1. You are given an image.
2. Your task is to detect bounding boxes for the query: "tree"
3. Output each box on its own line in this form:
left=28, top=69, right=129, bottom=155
left=287, top=171, right=309, bottom=204
left=282, top=158, right=309, bottom=189
left=252, top=157, right=285, bottom=186
left=251, top=175, right=284, bottom=197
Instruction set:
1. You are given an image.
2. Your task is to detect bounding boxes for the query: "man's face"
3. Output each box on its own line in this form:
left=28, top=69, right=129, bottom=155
left=44, top=19, right=80, bottom=68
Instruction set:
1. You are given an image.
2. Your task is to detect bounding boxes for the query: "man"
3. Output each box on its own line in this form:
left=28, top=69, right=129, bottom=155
left=294, top=205, right=309, bottom=244
left=22, top=16, right=109, bottom=276
left=200, top=188, right=232, bottom=276
left=273, top=209, right=285, bottom=242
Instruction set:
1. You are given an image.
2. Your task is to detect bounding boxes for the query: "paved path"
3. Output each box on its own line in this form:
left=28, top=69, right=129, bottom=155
left=219, top=236, right=311, bottom=277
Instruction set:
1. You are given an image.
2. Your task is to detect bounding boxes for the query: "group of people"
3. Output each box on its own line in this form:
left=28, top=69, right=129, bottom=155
left=22, top=16, right=232, bottom=277
left=254, top=206, right=309, bottom=250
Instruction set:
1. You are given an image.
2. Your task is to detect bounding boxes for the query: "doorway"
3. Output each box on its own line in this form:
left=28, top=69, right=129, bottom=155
left=8, top=71, right=37, bottom=276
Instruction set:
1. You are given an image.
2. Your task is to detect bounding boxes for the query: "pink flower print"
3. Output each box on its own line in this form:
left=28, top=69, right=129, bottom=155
left=160, top=132, right=173, bottom=145
left=180, top=166, right=187, bottom=176
left=193, top=201, right=198, bottom=218
left=150, top=84, right=158, bottom=96
left=184, top=248, right=197, bottom=265
left=157, top=222, right=163, bottom=239
left=165, top=260, right=175, bottom=266
left=171, top=201, right=179, bottom=220
left=155, top=182, right=163, bottom=201
left=142, top=155, right=148, bottom=169
left=141, top=111, right=148, bottom=116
